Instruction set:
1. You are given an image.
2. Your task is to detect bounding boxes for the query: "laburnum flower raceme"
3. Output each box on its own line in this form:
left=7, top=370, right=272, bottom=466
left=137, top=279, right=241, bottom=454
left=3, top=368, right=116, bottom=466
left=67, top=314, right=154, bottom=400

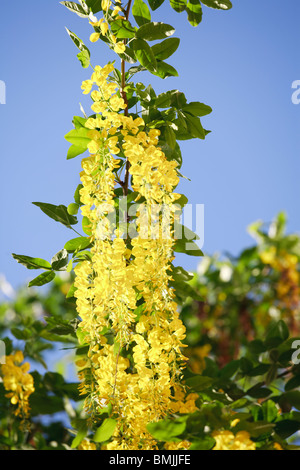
left=89, top=0, right=126, bottom=55
left=1, top=351, right=35, bottom=423
left=74, top=64, right=198, bottom=450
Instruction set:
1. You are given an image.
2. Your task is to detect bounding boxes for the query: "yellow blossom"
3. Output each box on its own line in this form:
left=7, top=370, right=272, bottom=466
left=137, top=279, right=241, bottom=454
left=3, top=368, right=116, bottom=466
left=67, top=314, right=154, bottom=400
left=212, top=430, right=256, bottom=450
left=74, top=64, right=192, bottom=450
left=114, top=42, right=126, bottom=54
left=78, top=439, right=97, bottom=450
left=1, top=351, right=35, bottom=420
left=90, top=32, right=101, bottom=43
left=100, top=22, right=109, bottom=36
left=102, top=0, right=112, bottom=10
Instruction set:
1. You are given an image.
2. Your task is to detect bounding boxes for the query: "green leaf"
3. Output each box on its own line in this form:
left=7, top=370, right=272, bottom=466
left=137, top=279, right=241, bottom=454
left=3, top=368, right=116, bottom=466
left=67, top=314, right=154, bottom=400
left=156, top=91, right=175, bottom=108
left=176, top=223, right=200, bottom=240
left=151, top=37, right=180, bottom=60
left=189, top=436, right=215, bottom=450
left=65, top=127, right=91, bottom=149
left=11, top=328, right=31, bottom=340
left=12, top=254, right=52, bottom=270
left=174, top=239, right=203, bottom=257
left=67, top=144, right=86, bottom=160
left=74, top=184, right=84, bottom=205
left=111, top=19, right=136, bottom=39
left=132, top=0, right=151, bottom=26
left=148, top=0, right=165, bottom=10
left=73, top=115, right=87, bottom=128
left=65, top=28, right=90, bottom=55
left=28, top=271, right=56, bottom=288
left=261, top=400, right=278, bottom=422
left=164, top=124, right=177, bottom=149
left=60, top=1, right=89, bottom=18
left=246, top=383, right=272, bottom=399
left=160, top=141, right=182, bottom=167
left=136, top=22, right=175, bottom=41
left=182, top=112, right=206, bottom=139
left=156, top=89, right=186, bottom=109
left=71, top=422, right=88, bottom=449
left=185, top=375, right=213, bottom=391
left=186, top=0, right=202, bottom=26
left=265, top=363, right=278, bottom=386
left=285, top=375, right=300, bottom=392
left=85, top=0, right=102, bottom=13
left=66, top=283, right=77, bottom=299
left=248, top=339, right=266, bottom=355
left=280, top=391, right=300, bottom=411
left=171, top=279, right=202, bottom=302
left=275, top=420, right=300, bottom=439
left=154, top=61, right=178, bottom=78
left=147, top=418, right=186, bottom=441
left=265, top=320, right=289, bottom=349
left=32, top=202, right=78, bottom=227
left=77, top=50, right=90, bottom=68
left=94, top=418, right=117, bottom=443
left=247, top=363, right=270, bottom=377
left=170, top=0, right=187, bottom=13
left=64, top=237, right=91, bottom=253
left=51, top=249, right=69, bottom=271
left=171, top=265, right=194, bottom=282
left=220, top=360, right=240, bottom=379
left=182, top=101, right=212, bottom=117
left=235, top=421, right=275, bottom=439
left=201, top=0, right=232, bottom=10
left=132, top=38, right=157, bottom=72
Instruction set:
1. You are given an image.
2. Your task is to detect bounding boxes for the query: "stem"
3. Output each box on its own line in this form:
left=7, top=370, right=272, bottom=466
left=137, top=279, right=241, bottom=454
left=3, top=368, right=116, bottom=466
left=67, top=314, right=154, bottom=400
left=70, top=227, right=84, bottom=237
left=121, top=0, right=133, bottom=196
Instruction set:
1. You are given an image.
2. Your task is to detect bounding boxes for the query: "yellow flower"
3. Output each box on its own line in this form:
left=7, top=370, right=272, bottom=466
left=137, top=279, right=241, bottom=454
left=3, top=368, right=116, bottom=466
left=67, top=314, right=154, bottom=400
left=164, top=441, right=191, bottom=450
left=212, top=430, right=256, bottom=450
left=78, top=439, right=97, bottom=450
left=90, top=32, right=100, bottom=43
left=114, top=42, right=125, bottom=54
left=81, top=80, right=93, bottom=95
left=1, top=351, right=35, bottom=420
left=273, top=442, right=283, bottom=450
left=100, top=22, right=109, bottom=36
left=102, top=0, right=112, bottom=10
left=231, top=418, right=240, bottom=428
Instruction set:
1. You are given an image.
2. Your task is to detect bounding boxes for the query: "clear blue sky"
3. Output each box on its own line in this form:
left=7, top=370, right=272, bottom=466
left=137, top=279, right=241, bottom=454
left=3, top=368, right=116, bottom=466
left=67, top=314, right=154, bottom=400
left=0, top=0, right=299, bottom=289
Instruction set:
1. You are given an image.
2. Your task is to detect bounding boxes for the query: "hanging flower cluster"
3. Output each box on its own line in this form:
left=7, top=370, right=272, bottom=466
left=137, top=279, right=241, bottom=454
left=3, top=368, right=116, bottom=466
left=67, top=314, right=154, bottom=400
left=1, top=351, right=35, bottom=421
left=89, top=0, right=126, bottom=55
left=74, top=64, right=198, bottom=449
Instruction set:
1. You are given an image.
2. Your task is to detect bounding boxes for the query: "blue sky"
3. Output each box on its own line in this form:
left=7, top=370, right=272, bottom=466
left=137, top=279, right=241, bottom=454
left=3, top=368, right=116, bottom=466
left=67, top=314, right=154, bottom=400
left=0, top=0, right=299, bottom=290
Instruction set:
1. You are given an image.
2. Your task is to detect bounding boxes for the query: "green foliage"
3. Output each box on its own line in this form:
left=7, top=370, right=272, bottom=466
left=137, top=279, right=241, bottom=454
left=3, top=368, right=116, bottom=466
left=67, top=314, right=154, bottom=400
left=9, top=0, right=300, bottom=453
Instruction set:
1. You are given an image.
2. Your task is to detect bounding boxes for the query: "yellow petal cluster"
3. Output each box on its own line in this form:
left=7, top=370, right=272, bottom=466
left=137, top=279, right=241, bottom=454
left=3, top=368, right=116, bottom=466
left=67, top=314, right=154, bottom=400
left=1, top=351, right=35, bottom=420
left=89, top=1, right=126, bottom=54
left=212, top=430, right=256, bottom=450
left=78, top=439, right=97, bottom=450
left=74, top=65, right=196, bottom=449
left=260, top=248, right=300, bottom=326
